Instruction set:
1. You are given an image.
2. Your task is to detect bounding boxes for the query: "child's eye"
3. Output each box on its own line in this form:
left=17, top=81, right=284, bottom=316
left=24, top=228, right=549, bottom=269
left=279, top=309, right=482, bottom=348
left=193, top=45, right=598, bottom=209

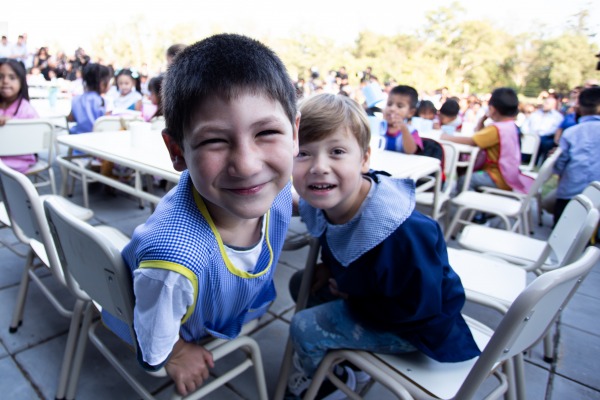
left=257, top=130, right=279, bottom=137
left=197, top=137, right=227, bottom=147
left=296, top=150, right=309, bottom=158
left=332, top=148, right=345, bottom=155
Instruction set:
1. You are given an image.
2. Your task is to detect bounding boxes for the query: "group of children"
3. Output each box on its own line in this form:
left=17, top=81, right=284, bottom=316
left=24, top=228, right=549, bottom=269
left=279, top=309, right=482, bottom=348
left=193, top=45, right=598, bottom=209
left=100, top=34, right=480, bottom=399
left=5, top=33, right=597, bottom=399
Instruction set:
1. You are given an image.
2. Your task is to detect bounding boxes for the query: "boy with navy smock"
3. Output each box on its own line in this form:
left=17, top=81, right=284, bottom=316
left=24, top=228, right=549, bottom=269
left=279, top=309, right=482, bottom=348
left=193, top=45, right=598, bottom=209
left=105, top=34, right=299, bottom=396
left=287, top=93, right=480, bottom=398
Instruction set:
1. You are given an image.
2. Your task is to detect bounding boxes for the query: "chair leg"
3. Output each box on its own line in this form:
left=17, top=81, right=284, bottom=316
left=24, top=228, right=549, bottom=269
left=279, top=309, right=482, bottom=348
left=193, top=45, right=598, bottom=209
left=81, top=175, right=89, bottom=209
left=56, top=299, right=87, bottom=400
left=273, top=338, right=296, bottom=400
left=444, top=207, right=465, bottom=241
left=65, top=303, right=96, bottom=400
left=9, top=250, right=35, bottom=332
left=513, top=353, right=527, bottom=400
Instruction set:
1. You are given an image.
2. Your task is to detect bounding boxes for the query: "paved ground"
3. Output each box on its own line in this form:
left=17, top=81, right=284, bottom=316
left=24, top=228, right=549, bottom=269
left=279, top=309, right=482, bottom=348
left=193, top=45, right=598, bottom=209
left=1, top=166, right=599, bottom=399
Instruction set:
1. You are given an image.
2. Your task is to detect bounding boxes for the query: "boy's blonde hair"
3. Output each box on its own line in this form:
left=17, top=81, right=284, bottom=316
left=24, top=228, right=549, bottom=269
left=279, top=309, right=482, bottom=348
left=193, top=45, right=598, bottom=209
left=298, top=93, right=371, bottom=154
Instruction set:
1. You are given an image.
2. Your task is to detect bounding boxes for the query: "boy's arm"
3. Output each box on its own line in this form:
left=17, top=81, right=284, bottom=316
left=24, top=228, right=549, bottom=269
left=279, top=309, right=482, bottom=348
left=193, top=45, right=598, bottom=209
left=439, top=132, right=476, bottom=146
left=399, top=123, right=418, bottom=154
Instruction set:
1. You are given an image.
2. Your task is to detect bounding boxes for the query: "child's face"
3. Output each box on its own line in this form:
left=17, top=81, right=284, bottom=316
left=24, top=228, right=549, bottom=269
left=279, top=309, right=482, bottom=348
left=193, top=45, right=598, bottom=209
left=164, top=91, right=299, bottom=227
left=439, top=114, right=455, bottom=125
left=117, top=75, right=135, bottom=95
left=149, top=90, right=159, bottom=106
left=383, top=94, right=416, bottom=124
left=419, top=109, right=436, bottom=120
left=0, top=64, right=21, bottom=104
left=293, top=127, right=370, bottom=224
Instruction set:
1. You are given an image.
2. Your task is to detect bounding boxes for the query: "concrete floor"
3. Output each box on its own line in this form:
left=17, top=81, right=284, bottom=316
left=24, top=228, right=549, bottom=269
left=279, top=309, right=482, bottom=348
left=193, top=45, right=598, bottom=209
left=1, top=165, right=599, bottom=399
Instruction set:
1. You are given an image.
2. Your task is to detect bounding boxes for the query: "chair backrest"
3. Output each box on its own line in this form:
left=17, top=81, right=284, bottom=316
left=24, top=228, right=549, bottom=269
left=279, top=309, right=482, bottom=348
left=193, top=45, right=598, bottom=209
left=44, top=196, right=135, bottom=330
left=523, top=147, right=562, bottom=205
left=93, top=115, right=143, bottom=132
left=0, top=160, right=64, bottom=283
left=582, top=181, right=600, bottom=210
left=457, top=246, right=600, bottom=399
left=544, top=194, right=599, bottom=270
left=440, top=141, right=459, bottom=193
left=519, top=132, right=540, bottom=172
left=0, top=119, right=55, bottom=158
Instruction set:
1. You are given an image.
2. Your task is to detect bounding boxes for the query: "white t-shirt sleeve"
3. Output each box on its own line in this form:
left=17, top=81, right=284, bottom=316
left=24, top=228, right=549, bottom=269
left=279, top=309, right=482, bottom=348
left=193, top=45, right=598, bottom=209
left=132, top=268, right=194, bottom=366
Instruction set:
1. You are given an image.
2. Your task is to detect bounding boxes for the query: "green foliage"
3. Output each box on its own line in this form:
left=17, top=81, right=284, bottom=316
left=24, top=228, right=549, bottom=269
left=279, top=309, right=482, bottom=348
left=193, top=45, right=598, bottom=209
left=89, top=7, right=599, bottom=97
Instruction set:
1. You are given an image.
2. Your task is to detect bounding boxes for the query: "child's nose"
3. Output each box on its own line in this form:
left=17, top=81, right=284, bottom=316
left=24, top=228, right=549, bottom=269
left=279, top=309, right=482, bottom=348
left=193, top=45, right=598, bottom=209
left=228, top=143, right=262, bottom=177
left=309, top=154, right=329, bottom=174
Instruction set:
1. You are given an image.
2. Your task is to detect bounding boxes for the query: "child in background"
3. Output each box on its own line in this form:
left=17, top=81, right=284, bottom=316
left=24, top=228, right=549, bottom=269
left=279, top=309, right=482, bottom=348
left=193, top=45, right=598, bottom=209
left=0, top=58, right=40, bottom=172
left=416, top=99, right=437, bottom=121
left=436, top=98, right=462, bottom=134
left=68, top=63, right=112, bottom=134
left=382, top=85, right=423, bottom=154
left=103, top=34, right=299, bottom=396
left=553, top=86, right=600, bottom=224
left=138, top=75, right=163, bottom=122
left=287, top=93, right=480, bottom=398
left=441, top=87, right=533, bottom=193
left=108, top=68, right=142, bottom=115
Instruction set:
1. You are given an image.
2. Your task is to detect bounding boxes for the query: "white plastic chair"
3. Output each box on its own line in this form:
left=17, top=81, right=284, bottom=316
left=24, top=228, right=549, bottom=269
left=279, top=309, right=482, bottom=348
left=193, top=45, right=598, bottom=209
left=0, top=119, right=57, bottom=194
left=416, top=141, right=459, bottom=225
left=66, top=115, right=144, bottom=208
left=446, top=195, right=598, bottom=399
left=457, top=191, right=600, bottom=274
left=302, top=246, right=600, bottom=400
left=518, top=132, right=540, bottom=173
left=445, top=148, right=561, bottom=240
left=44, top=197, right=269, bottom=400
left=0, top=160, right=104, bottom=399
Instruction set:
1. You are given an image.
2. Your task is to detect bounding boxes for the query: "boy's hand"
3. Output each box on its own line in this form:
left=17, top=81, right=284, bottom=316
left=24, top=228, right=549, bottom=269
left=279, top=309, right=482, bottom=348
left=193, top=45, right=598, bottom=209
left=165, top=338, right=215, bottom=396
left=0, top=116, right=10, bottom=126
left=328, top=279, right=348, bottom=300
left=311, top=262, right=331, bottom=293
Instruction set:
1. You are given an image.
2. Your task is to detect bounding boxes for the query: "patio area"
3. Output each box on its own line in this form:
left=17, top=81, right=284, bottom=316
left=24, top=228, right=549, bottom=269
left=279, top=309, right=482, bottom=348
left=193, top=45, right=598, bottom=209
left=1, top=165, right=599, bottom=400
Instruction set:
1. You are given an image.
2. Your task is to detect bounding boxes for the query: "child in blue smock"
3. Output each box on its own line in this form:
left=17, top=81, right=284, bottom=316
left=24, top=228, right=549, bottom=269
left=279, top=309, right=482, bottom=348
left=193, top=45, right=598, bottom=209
left=287, top=93, right=480, bottom=398
left=104, top=34, right=299, bottom=397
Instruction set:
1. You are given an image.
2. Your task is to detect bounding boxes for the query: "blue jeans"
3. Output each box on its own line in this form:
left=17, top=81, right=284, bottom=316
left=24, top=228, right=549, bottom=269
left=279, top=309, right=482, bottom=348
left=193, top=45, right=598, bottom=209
left=457, top=170, right=498, bottom=192
left=290, top=299, right=416, bottom=376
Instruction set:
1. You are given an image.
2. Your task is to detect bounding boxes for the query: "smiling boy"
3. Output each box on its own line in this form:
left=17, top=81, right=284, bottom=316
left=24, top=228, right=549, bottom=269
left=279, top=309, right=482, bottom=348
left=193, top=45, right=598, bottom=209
left=105, top=34, right=299, bottom=396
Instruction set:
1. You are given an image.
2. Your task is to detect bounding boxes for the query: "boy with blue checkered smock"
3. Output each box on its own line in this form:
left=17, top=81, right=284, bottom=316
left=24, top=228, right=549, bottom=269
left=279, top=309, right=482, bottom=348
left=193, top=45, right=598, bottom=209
left=287, top=93, right=480, bottom=398
left=105, top=34, right=299, bottom=396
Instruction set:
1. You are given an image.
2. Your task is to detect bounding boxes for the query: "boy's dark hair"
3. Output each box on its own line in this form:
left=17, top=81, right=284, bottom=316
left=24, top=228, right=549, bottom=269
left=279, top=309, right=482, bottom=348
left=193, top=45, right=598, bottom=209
left=163, top=33, right=297, bottom=145
left=417, top=100, right=437, bottom=116
left=439, top=99, right=460, bottom=117
left=389, top=85, right=419, bottom=109
left=148, top=75, right=164, bottom=118
left=489, top=87, right=519, bottom=117
left=0, top=58, right=29, bottom=102
left=82, top=63, right=112, bottom=94
left=115, top=68, right=141, bottom=93
left=166, top=43, right=186, bottom=60
left=577, top=86, right=600, bottom=116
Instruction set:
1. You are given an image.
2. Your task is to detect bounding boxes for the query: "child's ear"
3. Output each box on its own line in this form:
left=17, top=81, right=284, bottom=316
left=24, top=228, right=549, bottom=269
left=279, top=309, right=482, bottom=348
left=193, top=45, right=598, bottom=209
left=292, top=111, right=301, bottom=156
left=162, top=132, right=187, bottom=171
left=361, top=146, right=371, bottom=174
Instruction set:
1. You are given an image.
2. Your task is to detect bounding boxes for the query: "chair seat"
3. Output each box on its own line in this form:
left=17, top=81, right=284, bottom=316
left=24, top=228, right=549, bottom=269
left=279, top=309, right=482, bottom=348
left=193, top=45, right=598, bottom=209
left=458, top=225, right=549, bottom=266
left=375, top=316, right=493, bottom=399
left=451, top=191, right=522, bottom=216
left=448, top=248, right=527, bottom=307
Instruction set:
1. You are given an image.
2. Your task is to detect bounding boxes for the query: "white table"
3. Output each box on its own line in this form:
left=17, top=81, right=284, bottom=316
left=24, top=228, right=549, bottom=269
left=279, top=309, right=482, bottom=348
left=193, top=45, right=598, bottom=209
left=56, top=132, right=442, bottom=206
left=56, top=130, right=179, bottom=205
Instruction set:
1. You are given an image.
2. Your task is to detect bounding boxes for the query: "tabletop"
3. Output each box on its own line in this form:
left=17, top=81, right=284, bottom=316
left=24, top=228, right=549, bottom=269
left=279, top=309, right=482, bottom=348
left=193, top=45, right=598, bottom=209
left=57, top=131, right=441, bottom=204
